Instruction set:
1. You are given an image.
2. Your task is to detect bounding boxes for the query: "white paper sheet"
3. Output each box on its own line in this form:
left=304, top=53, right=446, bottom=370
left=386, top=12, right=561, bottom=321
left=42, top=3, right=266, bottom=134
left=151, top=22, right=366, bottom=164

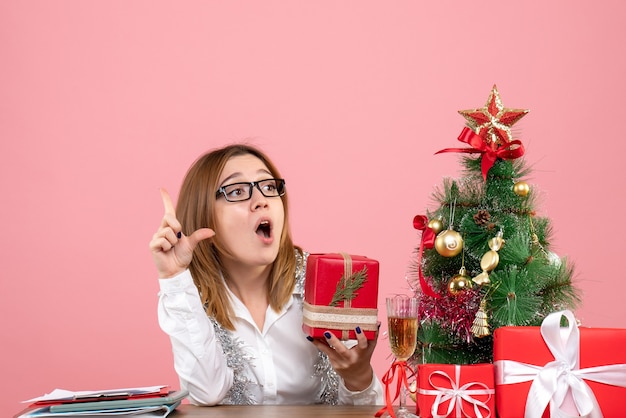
left=22, top=386, right=168, bottom=403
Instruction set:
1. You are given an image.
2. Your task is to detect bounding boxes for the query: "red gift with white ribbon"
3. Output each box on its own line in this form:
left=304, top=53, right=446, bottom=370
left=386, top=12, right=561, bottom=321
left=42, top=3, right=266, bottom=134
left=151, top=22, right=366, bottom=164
left=417, top=363, right=495, bottom=418
left=494, top=310, right=626, bottom=418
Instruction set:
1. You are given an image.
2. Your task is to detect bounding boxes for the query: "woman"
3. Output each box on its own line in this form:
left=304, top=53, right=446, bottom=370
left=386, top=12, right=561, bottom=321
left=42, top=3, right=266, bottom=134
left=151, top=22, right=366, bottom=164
left=149, top=144, right=383, bottom=406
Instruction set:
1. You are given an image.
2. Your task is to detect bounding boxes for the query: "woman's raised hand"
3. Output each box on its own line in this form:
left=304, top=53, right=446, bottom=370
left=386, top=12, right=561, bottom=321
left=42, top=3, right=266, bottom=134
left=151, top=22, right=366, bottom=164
left=149, top=188, right=215, bottom=278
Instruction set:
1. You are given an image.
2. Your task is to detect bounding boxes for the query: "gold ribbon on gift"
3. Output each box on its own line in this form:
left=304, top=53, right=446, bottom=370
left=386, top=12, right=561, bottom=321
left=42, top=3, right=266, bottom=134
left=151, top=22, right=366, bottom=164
left=302, top=302, right=379, bottom=339
left=303, top=252, right=378, bottom=340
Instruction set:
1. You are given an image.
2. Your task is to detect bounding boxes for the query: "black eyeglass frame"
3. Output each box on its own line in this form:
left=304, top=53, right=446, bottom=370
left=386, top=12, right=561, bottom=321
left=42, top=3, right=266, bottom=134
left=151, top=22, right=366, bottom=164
left=215, top=178, right=286, bottom=202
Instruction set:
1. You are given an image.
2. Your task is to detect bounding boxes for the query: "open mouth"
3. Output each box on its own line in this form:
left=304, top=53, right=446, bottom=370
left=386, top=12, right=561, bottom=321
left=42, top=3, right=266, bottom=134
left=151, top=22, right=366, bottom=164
left=256, top=220, right=272, bottom=239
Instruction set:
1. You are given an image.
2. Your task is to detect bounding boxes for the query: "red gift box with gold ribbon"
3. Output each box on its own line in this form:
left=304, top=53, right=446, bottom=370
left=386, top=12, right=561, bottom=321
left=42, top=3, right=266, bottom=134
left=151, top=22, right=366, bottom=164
left=416, top=363, right=495, bottom=418
left=302, top=253, right=379, bottom=340
left=494, top=310, right=626, bottom=418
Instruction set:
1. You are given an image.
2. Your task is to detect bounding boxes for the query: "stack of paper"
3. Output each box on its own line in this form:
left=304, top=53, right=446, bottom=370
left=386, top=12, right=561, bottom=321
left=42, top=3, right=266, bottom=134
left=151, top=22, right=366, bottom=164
left=15, top=386, right=187, bottom=418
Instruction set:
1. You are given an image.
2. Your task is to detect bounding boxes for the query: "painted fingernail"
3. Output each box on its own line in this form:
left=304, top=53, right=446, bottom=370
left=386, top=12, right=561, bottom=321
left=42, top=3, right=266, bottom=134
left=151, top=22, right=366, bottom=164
left=356, top=326, right=362, bottom=334
left=306, top=336, right=314, bottom=342
left=176, top=231, right=182, bottom=239
left=324, top=332, right=332, bottom=339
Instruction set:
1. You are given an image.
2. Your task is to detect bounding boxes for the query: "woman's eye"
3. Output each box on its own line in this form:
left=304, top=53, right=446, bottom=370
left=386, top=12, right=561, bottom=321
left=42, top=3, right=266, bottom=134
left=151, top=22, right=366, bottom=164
left=228, top=187, right=245, bottom=197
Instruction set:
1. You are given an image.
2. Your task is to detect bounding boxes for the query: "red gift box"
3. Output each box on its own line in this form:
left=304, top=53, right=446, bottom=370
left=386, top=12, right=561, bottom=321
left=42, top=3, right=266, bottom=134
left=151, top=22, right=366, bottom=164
left=494, top=310, right=626, bottom=418
left=302, top=253, right=379, bottom=340
left=416, top=363, right=495, bottom=418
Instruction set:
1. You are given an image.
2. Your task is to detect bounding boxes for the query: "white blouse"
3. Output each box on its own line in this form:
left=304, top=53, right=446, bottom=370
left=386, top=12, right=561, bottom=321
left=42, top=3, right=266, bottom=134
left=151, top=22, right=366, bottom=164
left=158, top=270, right=384, bottom=406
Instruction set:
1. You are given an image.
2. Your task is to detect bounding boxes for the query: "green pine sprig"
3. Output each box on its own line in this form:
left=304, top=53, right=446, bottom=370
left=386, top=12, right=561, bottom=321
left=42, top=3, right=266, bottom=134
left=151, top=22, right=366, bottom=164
left=329, top=266, right=368, bottom=307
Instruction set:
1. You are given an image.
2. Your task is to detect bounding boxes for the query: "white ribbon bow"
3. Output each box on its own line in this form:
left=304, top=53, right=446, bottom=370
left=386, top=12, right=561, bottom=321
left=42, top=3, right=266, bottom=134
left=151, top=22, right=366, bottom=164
left=494, top=310, right=626, bottom=418
left=417, top=364, right=495, bottom=418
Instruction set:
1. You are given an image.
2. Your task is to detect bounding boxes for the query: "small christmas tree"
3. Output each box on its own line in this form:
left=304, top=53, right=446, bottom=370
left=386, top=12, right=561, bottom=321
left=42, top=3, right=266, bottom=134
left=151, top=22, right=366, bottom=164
left=410, top=85, right=581, bottom=365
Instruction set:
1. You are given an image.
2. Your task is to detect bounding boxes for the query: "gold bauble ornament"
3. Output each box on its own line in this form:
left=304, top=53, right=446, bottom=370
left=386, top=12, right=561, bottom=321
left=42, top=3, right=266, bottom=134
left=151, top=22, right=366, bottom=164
left=435, top=229, right=464, bottom=257
left=513, top=181, right=530, bottom=197
left=428, top=218, right=444, bottom=235
left=448, top=267, right=472, bottom=295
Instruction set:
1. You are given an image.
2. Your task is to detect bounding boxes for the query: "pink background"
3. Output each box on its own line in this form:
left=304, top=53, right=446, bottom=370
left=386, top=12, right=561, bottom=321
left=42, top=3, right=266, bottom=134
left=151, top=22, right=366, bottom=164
left=2, top=1, right=625, bottom=413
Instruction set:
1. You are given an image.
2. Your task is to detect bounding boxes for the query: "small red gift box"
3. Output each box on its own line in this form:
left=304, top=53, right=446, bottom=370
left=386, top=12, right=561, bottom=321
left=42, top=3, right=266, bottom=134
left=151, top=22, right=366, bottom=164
left=416, top=363, right=495, bottom=418
left=494, top=310, right=626, bottom=418
left=302, top=253, right=379, bottom=340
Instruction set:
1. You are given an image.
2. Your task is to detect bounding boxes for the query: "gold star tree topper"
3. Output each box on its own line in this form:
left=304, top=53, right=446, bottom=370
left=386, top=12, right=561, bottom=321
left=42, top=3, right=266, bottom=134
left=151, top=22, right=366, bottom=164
left=458, top=85, right=529, bottom=147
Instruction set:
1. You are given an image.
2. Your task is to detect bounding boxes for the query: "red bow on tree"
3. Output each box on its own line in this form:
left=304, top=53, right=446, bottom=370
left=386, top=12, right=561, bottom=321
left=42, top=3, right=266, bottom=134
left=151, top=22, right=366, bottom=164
left=413, top=215, right=440, bottom=299
left=436, top=127, right=525, bottom=180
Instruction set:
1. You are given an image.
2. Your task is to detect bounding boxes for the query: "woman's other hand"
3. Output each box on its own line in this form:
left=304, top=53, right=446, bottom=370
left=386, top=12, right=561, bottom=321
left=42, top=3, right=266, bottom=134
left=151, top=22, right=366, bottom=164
left=310, top=325, right=380, bottom=392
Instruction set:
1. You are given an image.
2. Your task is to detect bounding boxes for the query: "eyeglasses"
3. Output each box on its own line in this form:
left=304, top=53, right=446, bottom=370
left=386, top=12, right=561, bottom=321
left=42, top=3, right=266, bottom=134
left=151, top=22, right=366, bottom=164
left=215, top=178, right=286, bottom=202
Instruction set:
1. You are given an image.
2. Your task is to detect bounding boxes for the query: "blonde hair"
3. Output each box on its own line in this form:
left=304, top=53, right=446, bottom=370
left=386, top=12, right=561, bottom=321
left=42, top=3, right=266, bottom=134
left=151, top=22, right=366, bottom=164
left=176, top=144, right=300, bottom=330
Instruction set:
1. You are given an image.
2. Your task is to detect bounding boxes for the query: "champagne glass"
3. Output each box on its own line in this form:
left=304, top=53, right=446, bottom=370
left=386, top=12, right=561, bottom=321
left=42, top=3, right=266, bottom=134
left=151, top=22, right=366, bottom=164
left=386, top=295, right=419, bottom=418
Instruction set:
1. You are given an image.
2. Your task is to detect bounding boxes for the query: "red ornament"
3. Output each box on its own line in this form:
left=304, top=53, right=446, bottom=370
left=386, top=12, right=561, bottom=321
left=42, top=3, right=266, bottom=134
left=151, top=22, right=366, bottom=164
left=458, top=84, right=528, bottom=146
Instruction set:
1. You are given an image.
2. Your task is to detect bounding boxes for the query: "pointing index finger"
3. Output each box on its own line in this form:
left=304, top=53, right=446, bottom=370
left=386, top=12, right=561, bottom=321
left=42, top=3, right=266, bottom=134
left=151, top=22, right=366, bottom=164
left=160, top=188, right=176, bottom=215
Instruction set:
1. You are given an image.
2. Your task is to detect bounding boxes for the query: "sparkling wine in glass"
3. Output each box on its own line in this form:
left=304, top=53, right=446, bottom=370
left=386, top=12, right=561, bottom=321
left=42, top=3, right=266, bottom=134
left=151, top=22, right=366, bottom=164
left=386, top=295, right=419, bottom=418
